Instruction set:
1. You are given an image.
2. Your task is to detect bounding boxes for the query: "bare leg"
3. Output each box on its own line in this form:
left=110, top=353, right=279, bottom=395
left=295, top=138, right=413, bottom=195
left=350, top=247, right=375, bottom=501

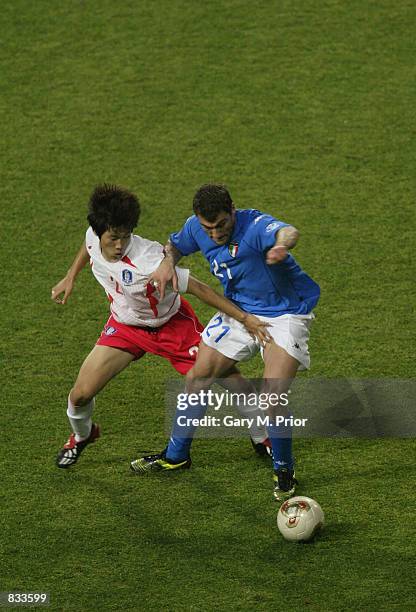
left=57, top=345, right=136, bottom=468
left=218, top=366, right=269, bottom=445
left=166, top=342, right=237, bottom=460
left=70, top=345, right=136, bottom=406
left=67, top=345, right=135, bottom=439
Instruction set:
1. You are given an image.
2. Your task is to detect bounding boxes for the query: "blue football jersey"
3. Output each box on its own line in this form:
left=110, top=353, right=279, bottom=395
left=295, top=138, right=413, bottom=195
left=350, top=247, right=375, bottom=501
left=170, top=209, right=320, bottom=317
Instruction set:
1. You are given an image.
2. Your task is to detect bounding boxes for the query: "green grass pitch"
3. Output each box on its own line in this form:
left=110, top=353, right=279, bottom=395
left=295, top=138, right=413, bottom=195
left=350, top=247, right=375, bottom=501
left=1, top=1, right=415, bottom=610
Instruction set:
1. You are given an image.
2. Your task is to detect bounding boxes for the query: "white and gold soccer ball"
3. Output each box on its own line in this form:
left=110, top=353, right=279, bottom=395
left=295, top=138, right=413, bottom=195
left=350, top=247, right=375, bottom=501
left=277, top=496, right=324, bottom=542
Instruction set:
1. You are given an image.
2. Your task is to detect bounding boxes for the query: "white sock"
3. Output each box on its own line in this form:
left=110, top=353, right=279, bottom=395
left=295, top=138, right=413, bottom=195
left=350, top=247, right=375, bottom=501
left=235, top=400, right=268, bottom=444
left=67, top=396, right=95, bottom=442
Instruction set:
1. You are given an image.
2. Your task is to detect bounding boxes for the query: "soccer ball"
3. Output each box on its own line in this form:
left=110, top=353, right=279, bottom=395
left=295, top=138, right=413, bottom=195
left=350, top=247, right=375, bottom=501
left=277, top=496, right=324, bottom=542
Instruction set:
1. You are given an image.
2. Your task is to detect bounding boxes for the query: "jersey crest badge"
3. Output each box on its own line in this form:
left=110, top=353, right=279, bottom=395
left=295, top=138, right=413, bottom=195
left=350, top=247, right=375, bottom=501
left=104, top=326, right=117, bottom=336
left=266, top=221, right=280, bottom=233
left=228, top=242, right=239, bottom=258
left=122, top=269, right=133, bottom=285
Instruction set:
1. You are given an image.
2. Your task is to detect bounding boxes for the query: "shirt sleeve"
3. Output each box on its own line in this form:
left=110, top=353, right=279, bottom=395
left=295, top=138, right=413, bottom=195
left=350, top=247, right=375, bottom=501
left=85, top=226, right=99, bottom=256
left=246, top=215, right=290, bottom=252
left=85, top=226, right=96, bottom=245
left=175, top=266, right=190, bottom=293
left=169, top=216, right=200, bottom=256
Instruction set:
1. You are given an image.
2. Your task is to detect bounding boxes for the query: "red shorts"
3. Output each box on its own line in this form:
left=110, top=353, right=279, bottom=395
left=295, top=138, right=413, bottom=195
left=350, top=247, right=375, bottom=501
left=96, top=298, right=203, bottom=374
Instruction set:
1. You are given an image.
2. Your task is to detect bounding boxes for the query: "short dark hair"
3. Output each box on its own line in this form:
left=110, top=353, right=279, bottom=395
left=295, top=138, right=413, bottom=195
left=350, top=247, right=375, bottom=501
left=192, top=184, right=233, bottom=221
left=87, top=184, right=140, bottom=237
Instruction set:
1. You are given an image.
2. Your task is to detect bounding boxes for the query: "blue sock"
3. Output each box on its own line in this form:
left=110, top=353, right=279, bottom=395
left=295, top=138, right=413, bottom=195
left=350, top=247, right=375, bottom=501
left=267, top=416, right=294, bottom=471
left=166, top=397, right=207, bottom=461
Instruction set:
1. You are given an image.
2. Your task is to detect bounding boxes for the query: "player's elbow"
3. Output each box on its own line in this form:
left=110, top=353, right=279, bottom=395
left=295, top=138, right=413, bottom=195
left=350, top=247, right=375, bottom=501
left=186, top=276, right=206, bottom=298
left=281, top=226, right=300, bottom=248
left=288, top=226, right=299, bottom=239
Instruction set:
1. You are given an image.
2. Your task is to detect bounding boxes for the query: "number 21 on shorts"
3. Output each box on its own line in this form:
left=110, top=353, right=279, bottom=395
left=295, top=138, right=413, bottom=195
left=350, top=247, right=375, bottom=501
left=205, top=315, right=230, bottom=343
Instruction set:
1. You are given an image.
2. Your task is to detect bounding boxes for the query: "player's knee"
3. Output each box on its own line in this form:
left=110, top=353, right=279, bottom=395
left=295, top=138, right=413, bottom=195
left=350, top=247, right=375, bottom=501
left=70, top=385, right=94, bottom=407
left=185, top=368, right=214, bottom=392
left=185, top=369, right=198, bottom=390
left=185, top=368, right=196, bottom=383
left=186, top=366, right=211, bottom=383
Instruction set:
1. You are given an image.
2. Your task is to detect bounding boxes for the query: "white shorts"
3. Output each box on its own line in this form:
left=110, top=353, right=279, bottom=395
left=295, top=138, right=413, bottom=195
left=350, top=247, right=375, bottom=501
left=201, top=312, right=315, bottom=370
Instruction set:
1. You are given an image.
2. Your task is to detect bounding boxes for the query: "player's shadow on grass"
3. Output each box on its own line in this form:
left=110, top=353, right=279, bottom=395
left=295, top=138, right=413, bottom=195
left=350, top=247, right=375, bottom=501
left=70, top=473, right=281, bottom=559
left=68, top=455, right=271, bottom=539
left=65, top=439, right=368, bottom=549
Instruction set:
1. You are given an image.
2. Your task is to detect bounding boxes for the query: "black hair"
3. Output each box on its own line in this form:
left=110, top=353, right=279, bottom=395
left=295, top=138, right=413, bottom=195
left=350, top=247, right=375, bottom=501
left=87, top=184, right=140, bottom=237
left=192, top=184, right=233, bottom=222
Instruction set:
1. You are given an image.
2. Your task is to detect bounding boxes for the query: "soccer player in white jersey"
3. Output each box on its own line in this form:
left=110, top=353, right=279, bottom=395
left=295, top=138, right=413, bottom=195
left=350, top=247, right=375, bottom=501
left=52, top=184, right=270, bottom=469
left=130, top=184, right=320, bottom=501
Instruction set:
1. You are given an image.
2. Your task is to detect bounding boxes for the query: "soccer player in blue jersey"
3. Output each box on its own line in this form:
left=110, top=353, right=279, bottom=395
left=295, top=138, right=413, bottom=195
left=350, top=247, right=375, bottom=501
left=130, top=184, right=320, bottom=500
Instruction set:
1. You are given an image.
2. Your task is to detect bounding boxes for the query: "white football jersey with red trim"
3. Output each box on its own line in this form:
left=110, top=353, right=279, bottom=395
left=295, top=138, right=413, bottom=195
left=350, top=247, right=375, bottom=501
left=85, top=227, right=190, bottom=327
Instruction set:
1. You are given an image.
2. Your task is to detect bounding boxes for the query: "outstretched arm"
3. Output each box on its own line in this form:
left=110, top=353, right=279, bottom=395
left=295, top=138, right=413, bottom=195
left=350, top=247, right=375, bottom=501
left=266, top=226, right=299, bottom=264
left=51, top=241, right=90, bottom=305
left=186, top=276, right=271, bottom=346
left=149, top=241, right=182, bottom=300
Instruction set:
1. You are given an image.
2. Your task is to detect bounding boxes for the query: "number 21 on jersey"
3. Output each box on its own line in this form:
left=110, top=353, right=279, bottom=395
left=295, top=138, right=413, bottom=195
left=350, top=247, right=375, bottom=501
left=212, top=259, right=233, bottom=280
left=205, top=315, right=230, bottom=343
